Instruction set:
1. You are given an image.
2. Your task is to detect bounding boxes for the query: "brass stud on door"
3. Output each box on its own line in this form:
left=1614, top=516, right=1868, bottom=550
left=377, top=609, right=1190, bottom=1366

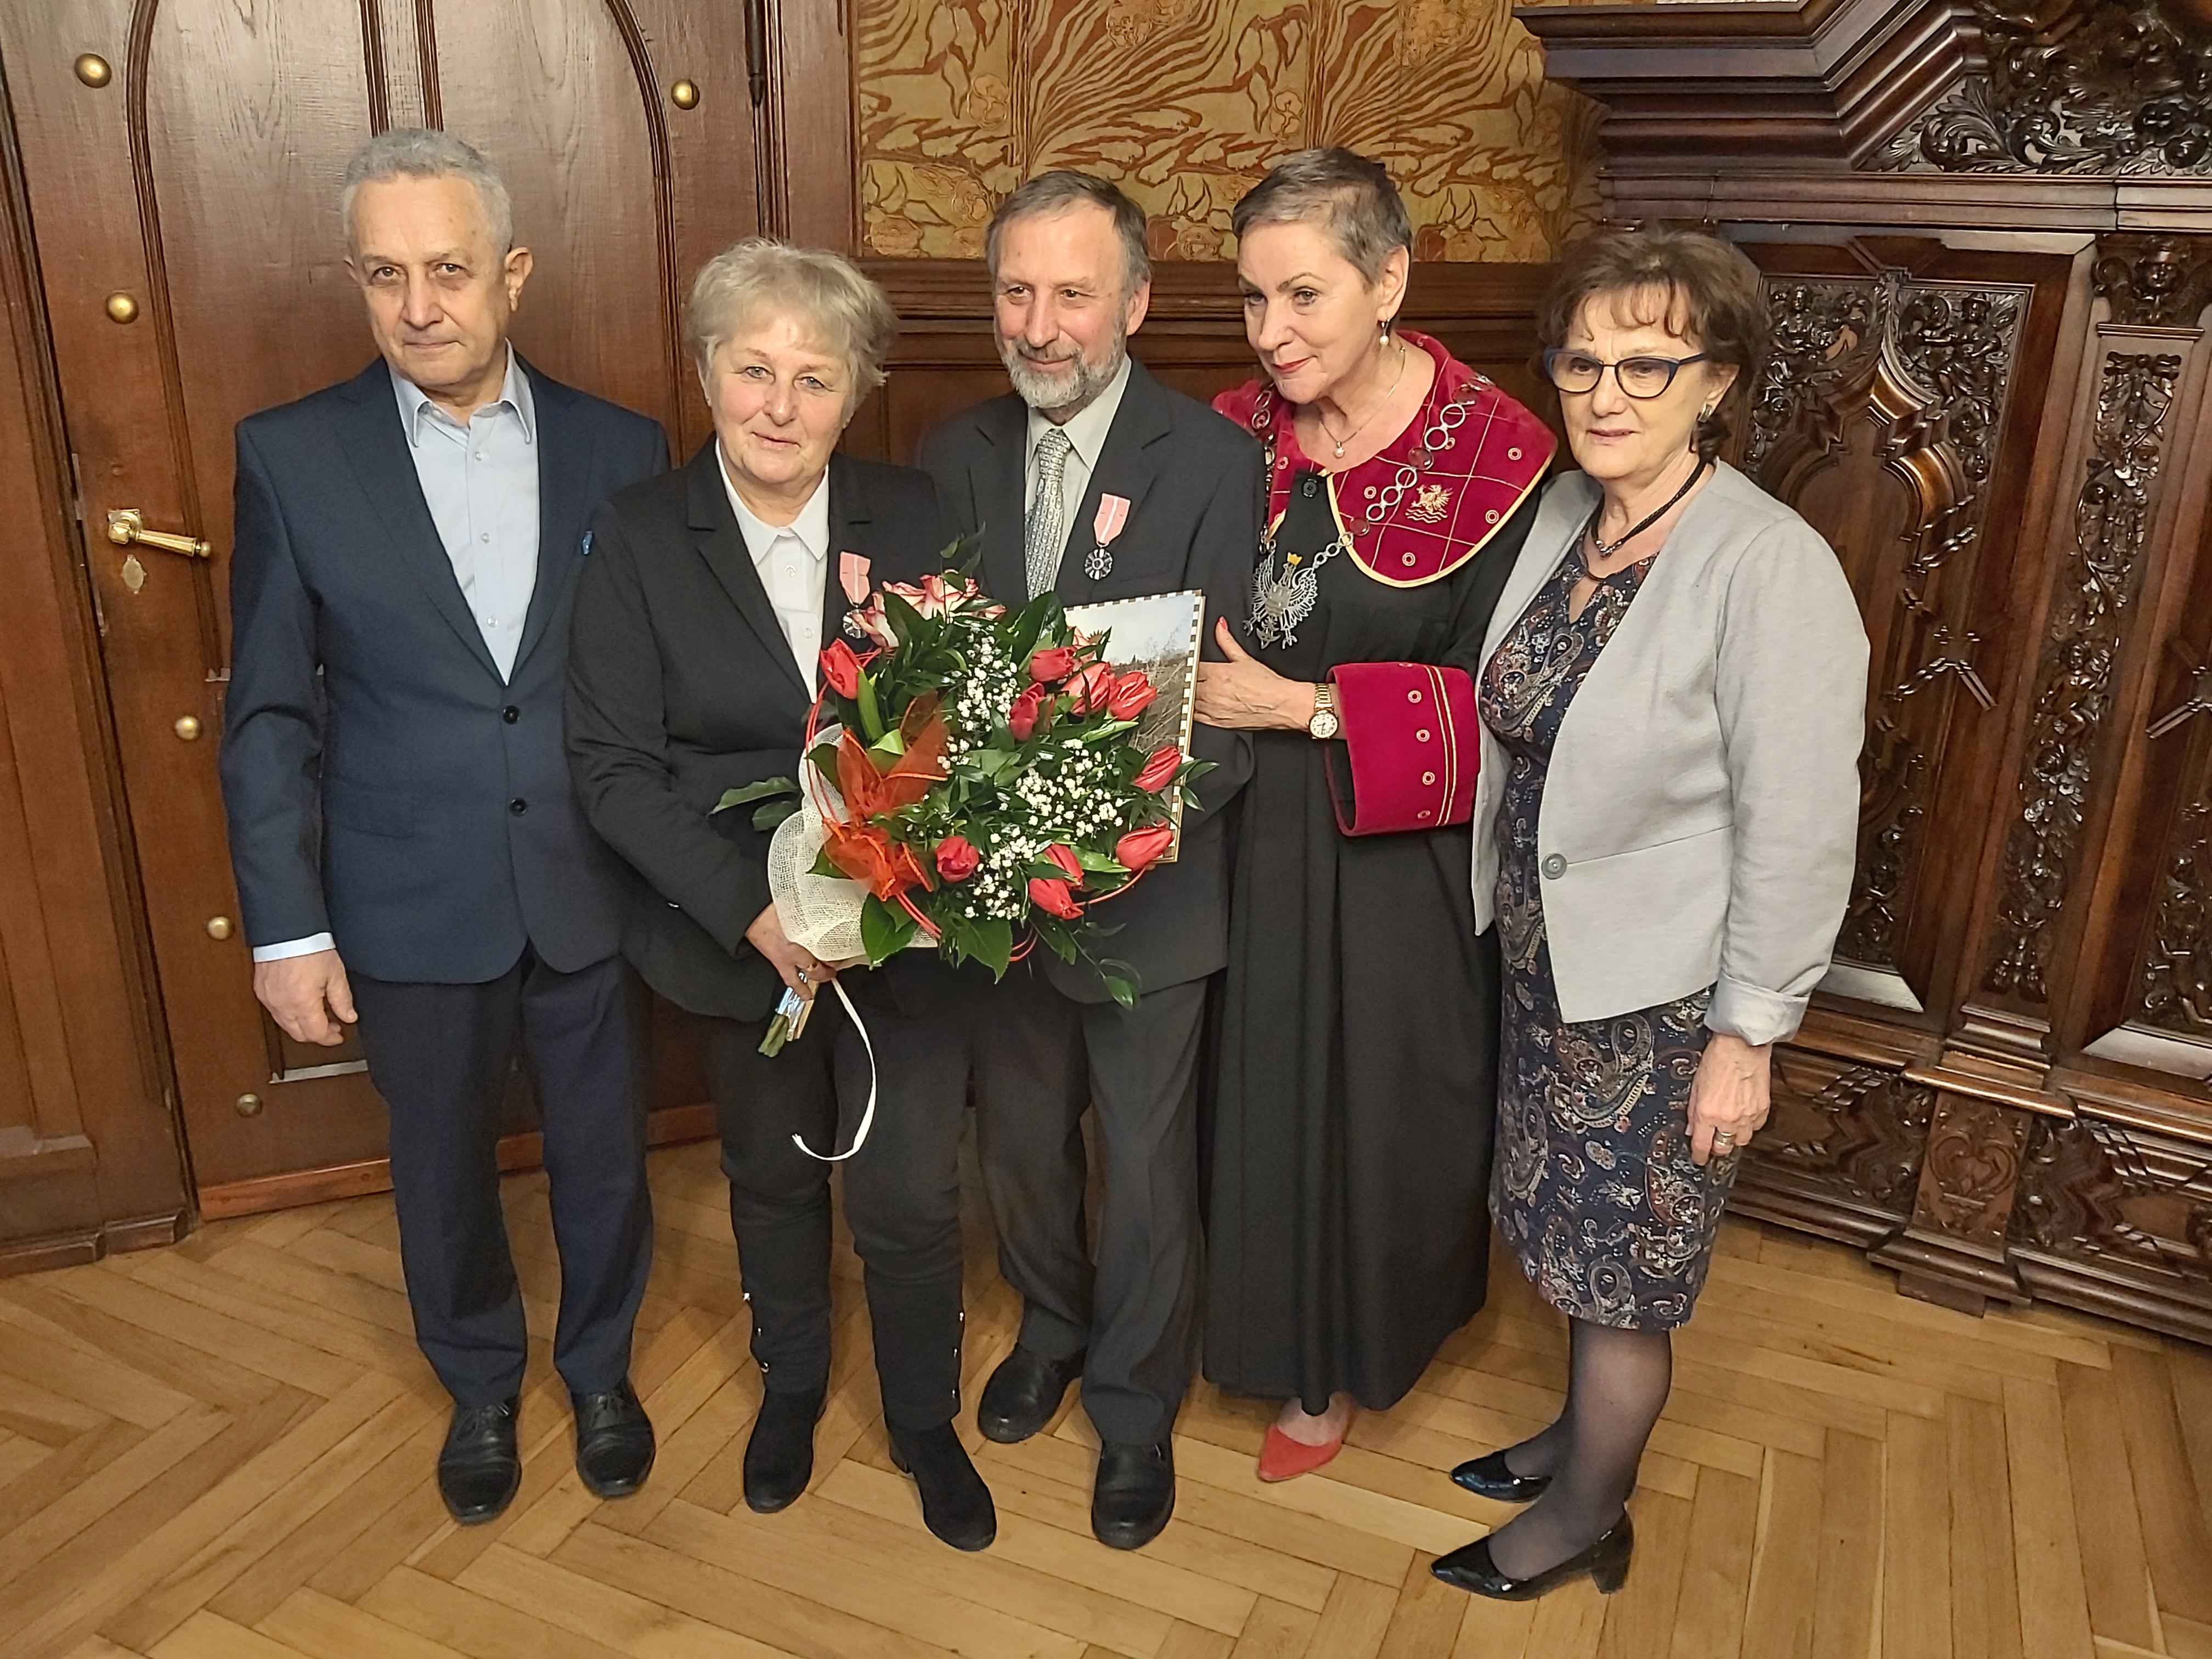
left=74, top=54, right=112, bottom=88
left=235, top=1092, right=263, bottom=1117
left=104, top=292, right=138, bottom=324
left=670, top=79, right=700, bottom=109
left=173, top=715, right=202, bottom=741
left=205, top=915, right=233, bottom=940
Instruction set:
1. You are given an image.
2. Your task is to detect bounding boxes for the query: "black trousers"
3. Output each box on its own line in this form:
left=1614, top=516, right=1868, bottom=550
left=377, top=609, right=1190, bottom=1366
left=706, top=966, right=970, bottom=1432
left=351, top=948, right=651, bottom=1406
left=974, top=966, right=1207, bottom=1446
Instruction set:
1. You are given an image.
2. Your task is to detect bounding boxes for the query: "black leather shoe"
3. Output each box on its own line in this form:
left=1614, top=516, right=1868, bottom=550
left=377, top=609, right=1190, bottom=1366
left=744, top=1386, right=827, bottom=1514
left=889, top=1423, right=996, bottom=1551
left=1431, top=1513, right=1635, bottom=1600
left=1092, top=1439, right=1174, bottom=1550
left=573, top=1380, right=656, bottom=1499
left=438, top=1396, right=521, bottom=1525
left=977, top=1346, right=1085, bottom=1445
left=1451, top=1449, right=1552, bottom=1504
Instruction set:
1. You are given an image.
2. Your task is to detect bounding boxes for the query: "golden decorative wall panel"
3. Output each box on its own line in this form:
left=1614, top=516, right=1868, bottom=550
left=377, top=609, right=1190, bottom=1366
left=854, top=0, right=1603, bottom=262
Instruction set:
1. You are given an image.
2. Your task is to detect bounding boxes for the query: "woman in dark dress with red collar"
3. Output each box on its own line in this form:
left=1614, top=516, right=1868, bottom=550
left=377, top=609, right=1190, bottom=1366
left=1195, top=150, right=1553, bottom=1479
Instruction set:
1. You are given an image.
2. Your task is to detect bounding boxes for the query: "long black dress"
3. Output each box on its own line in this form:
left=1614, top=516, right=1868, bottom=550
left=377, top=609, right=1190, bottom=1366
left=1204, top=339, right=1549, bottom=1413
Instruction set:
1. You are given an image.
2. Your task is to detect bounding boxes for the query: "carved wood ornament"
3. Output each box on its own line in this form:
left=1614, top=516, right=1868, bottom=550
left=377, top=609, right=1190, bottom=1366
left=1883, top=0, right=2212, bottom=175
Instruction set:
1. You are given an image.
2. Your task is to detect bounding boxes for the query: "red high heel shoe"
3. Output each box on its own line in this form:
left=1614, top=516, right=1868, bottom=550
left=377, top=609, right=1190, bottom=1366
left=1257, top=1414, right=1351, bottom=1482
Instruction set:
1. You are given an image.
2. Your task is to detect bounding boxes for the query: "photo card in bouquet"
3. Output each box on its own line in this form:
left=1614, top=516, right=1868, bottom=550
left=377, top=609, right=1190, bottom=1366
left=1063, top=589, right=1206, bottom=861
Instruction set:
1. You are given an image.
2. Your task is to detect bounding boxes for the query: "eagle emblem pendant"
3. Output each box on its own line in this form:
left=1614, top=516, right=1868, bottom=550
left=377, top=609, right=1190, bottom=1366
left=1250, top=552, right=1319, bottom=648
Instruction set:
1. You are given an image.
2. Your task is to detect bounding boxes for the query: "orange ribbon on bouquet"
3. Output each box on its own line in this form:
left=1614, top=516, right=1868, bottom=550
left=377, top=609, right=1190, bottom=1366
left=815, top=695, right=951, bottom=925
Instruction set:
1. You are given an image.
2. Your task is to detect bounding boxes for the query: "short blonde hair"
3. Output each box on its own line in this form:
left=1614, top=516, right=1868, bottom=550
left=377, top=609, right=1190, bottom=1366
left=685, top=239, right=897, bottom=408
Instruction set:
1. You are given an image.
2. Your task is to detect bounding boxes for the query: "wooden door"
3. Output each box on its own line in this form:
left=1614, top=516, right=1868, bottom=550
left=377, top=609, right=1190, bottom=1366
left=0, top=0, right=852, bottom=1215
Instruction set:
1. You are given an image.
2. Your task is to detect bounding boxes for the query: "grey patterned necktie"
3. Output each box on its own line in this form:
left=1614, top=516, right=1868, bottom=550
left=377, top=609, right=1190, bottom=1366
left=1024, top=425, right=1074, bottom=599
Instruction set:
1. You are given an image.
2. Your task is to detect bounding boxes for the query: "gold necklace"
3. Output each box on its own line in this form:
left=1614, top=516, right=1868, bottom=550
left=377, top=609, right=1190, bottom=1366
left=1314, top=339, right=1406, bottom=460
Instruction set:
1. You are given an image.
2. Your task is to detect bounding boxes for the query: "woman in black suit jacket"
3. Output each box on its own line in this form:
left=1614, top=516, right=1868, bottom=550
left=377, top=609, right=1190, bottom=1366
left=566, top=240, right=994, bottom=1550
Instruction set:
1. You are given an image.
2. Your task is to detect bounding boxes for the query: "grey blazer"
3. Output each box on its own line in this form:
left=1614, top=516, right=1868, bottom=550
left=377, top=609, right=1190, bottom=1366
left=1471, top=461, right=1869, bottom=1046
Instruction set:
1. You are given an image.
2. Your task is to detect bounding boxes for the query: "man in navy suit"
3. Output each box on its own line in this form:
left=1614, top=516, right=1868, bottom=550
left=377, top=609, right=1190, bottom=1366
left=218, top=129, right=667, bottom=1524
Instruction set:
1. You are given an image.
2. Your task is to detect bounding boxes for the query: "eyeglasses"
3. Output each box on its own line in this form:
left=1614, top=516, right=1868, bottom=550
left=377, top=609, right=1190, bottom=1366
left=1542, top=348, right=1709, bottom=399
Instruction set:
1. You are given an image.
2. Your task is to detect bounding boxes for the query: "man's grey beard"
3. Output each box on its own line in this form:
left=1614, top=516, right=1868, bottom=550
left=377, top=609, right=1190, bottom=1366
left=1001, top=333, right=1128, bottom=418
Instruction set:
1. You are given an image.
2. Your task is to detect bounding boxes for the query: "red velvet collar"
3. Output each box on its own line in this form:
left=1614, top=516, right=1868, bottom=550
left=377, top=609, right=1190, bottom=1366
left=1217, top=330, right=1554, bottom=586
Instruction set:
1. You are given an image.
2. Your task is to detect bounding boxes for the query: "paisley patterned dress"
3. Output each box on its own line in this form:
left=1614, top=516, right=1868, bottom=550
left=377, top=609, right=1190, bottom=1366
left=1477, top=544, right=1737, bottom=1331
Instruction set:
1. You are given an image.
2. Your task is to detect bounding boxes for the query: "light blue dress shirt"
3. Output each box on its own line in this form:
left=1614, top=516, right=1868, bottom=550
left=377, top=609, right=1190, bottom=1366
left=253, top=345, right=542, bottom=966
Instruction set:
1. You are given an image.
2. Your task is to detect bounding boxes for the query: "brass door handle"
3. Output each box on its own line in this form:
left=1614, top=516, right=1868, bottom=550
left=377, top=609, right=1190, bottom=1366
left=106, top=508, right=209, bottom=558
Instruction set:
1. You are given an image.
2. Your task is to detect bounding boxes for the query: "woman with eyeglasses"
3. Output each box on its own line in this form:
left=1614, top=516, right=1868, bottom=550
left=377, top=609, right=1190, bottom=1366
left=1430, top=230, right=1867, bottom=1602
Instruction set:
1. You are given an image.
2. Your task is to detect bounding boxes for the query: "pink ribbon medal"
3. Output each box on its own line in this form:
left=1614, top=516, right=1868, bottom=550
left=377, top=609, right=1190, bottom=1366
left=838, top=552, right=872, bottom=638
left=1085, top=494, right=1131, bottom=582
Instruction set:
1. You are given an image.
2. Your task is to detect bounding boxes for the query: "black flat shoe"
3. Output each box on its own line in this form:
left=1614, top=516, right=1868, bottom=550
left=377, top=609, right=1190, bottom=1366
left=438, top=1396, right=521, bottom=1525
left=573, top=1380, right=656, bottom=1499
left=1092, top=1439, right=1174, bottom=1551
left=1431, top=1514, right=1635, bottom=1600
left=889, top=1422, right=996, bottom=1551
left=744, top=1386, right=827, bottom=1514
left=1451, top=1449, right=1552, bottom=1504
left=977, top=1345, right=1085, bottom=1445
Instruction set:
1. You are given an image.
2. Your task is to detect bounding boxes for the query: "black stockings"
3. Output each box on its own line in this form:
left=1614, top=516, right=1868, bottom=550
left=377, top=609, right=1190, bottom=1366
left=1485, top=1317, right=1670, bottom=1578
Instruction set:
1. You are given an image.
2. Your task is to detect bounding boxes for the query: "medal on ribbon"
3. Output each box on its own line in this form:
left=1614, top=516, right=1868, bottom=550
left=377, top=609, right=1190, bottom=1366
left=1085, top=493, right=1130, bottom=582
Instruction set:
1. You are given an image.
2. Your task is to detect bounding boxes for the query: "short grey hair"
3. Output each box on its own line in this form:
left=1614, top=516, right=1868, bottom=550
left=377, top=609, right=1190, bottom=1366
left=685, top=238, right=898, bottom=404
left=1232, top=148, right=1412, bottom=284
left=986, top=171, right=1152, bottom=298
left=341, top=128, right=514, bottom=255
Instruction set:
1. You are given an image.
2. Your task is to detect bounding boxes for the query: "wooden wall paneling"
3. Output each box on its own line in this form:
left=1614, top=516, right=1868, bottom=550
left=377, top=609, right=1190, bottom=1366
left=763, top=0, right=856, bottom=252
left=0, top=42, right=188, bottom=1267
left=1731, top=239, right=2078, bottom=1029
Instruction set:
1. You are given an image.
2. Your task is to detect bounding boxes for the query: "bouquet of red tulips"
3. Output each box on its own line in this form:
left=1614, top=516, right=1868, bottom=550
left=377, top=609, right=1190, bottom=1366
left=729, top=543, right=1210, bottom=1009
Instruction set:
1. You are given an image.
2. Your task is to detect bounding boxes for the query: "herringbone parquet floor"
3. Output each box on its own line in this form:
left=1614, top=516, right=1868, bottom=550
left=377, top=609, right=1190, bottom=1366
left=3, top=1137, right=2209, bottom=1659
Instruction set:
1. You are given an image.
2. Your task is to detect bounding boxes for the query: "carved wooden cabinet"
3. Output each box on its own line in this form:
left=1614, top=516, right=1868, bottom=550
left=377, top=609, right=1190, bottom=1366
left=1525, top=0, right=2212, bottom=1341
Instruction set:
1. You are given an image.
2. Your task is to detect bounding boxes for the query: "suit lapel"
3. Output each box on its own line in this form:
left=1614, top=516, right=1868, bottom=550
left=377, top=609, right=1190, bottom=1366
left=512, top=361, right=590, bottom=678
left=1054, top=361, right=1171, bottom=602
left=822, top=456, right=872, bottom=656
left=685, top=443, right=811, bottom=703
left=970, top=397, right=1029, bottom=605
left=332, top=360, right=503, bottom=682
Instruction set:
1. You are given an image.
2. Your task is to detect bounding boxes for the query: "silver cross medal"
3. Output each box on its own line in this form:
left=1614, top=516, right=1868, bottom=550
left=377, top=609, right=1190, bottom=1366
left=1086, top=492, right=1131, bottom=583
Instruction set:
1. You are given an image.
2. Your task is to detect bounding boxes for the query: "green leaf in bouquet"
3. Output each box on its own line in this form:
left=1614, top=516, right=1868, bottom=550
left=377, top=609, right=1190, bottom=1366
left=868, top=727, right=907, bottom=759
left=968, top=917, right=1013, bottom=979
left=860, top=893, right=920, bottom=962
left=1071, top=847, right=1126, bottom=874
left=713, top=776, right=797, bottom=814
left=1080, top=718, right=1138, bottom=743
left=1003, top=591, right=1056, bottom=663
left=809, top=845, right=844, bottom=880
left=751, top=798, right=802, bottom=832
left=881, top=588, right=926, bottom=645
left=965, top=748, right=1014, bottom=781
left=1029, top=911, right=1079, bottom=964
left=1181, top=758, right=1218, bottom=785
left=806, top=739, right=841, bottom=778
left=1098, top=963, right=1138, bottom=1010
left=855, top=673, right=887, bottom=742
left=941, top=527, right=987, bottom=582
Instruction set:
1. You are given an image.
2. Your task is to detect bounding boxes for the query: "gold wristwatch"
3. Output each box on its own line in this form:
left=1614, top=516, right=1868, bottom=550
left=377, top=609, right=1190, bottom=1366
left=1307, top=682, right=1340, bottom=740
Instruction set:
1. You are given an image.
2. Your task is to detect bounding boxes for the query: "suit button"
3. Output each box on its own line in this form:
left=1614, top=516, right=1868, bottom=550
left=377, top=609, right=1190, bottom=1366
left=509, top=798, right=528, bottom=816
left=1542, top=853, right=1566, bottom=879
left=503, top=706, right=520, bottom=724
